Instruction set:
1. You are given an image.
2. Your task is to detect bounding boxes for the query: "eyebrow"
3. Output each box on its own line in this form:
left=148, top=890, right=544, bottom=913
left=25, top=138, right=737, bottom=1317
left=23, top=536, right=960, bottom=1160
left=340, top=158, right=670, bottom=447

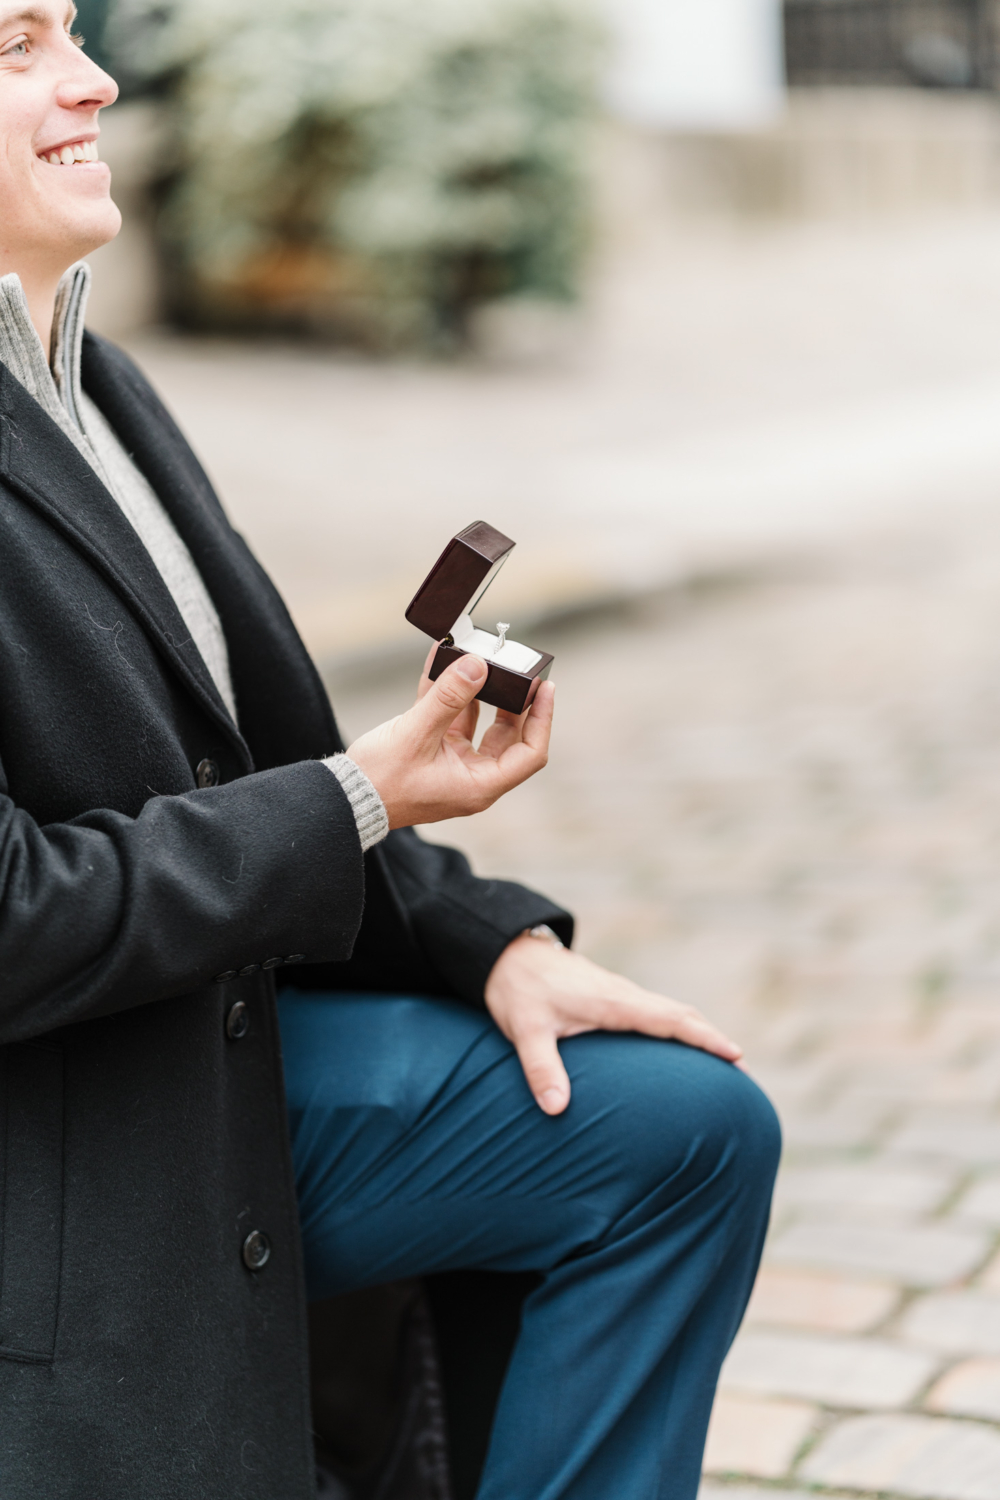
left=0, top=4, right=76, bottom=29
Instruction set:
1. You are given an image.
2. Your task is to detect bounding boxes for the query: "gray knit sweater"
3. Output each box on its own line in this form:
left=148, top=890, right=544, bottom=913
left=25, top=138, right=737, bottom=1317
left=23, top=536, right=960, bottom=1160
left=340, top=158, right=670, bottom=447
left=0, top=263, right=388, bottom=852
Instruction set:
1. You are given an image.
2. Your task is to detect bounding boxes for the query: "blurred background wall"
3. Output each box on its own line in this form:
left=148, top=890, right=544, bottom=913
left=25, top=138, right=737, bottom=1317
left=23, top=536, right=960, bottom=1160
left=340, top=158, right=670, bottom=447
left=85, top=0, right=1000, bottom=342
left=607, top=0, right=785, bottom=128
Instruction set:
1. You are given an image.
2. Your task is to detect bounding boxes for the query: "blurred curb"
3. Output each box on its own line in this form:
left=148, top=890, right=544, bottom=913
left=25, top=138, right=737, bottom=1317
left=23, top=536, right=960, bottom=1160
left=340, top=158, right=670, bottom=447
left=318, top=550, right=802, bottom=694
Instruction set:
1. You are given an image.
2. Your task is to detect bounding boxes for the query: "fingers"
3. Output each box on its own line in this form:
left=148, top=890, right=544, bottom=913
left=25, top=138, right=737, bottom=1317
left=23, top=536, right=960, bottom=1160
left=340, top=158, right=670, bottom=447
left=643, top=994, right=742, bottom=1060
left=408, top=655, right=488, bottom=747
left=479, top=681, right=555, bottom=765
left=621, top=992, right=742, bottom=1061
left=478, top=709, right=526, bottom=759
left=513, top=1029, right=572, bottom=1115
left=417, top=647, right=480, bottom=739
left=521, top=680, right=555, bottom=754
left=414, top=642, right=440, bottom=701
left=447, top=699, right=480, bottom=745
left=674, top=1013, right=743, bottom=1062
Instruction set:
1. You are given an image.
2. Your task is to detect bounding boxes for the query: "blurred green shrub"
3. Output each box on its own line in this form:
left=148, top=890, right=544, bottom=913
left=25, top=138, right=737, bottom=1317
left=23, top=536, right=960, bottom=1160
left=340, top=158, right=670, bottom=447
left=110, top=0, right=604, bottom=347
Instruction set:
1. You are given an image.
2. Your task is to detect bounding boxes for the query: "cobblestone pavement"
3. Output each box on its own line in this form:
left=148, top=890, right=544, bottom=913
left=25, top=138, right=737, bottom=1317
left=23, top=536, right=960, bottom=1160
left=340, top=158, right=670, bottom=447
left=333, top=508, right=1000, bottom=1500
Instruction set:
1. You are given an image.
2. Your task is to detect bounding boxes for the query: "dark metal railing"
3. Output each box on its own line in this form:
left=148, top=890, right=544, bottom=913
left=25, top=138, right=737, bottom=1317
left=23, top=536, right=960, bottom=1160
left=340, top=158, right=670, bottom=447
left=784, top=0, right=1000, bottom=88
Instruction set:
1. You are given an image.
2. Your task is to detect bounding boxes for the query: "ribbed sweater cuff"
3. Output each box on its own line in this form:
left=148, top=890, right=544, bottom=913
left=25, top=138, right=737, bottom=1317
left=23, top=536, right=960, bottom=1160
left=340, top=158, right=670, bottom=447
left=322, top=754, right=389, bottom=853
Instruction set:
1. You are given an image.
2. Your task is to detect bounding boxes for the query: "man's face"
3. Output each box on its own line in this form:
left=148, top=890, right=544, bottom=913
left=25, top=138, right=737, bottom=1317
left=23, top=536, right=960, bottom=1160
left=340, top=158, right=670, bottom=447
left=0, top=2, right=120, bottom=276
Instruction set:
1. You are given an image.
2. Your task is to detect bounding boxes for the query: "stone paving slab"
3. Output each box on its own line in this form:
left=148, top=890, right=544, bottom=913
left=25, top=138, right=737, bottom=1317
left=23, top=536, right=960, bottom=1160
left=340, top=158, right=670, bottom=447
left=720, top=1329, right=938, bottom=1408
left=887, top=1118, right=1000, bottom=1164
left=926, top=1359, right=1000, bottom=1420
left=903, top=1293, right=1000, bottom=1356
left=745, top=1267, right=899, bottom=1334
left=767, top=1221, right=991, bottom=1287
left=955, top=1175, right=1000, bottom=1227
left=777, top=1100, right=892, bottom=1151
left=702, top=1394, right=817, bottom=1479
left=773, top=1163, right=956, bottom=1218
left=800, top=1413, right=1000, bottom=1499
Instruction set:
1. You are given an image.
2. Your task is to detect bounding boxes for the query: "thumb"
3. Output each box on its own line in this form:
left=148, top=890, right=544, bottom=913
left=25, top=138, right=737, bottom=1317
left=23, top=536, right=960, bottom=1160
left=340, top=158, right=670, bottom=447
left=514, top=1030, right=571, bottom=1115
left=410, top=655, right=488, bottom=740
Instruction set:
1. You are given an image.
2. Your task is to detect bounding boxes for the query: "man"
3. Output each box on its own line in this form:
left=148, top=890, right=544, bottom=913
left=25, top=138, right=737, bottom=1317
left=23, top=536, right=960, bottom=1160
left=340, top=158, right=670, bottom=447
left=0, top=5, right=780, bottom=1497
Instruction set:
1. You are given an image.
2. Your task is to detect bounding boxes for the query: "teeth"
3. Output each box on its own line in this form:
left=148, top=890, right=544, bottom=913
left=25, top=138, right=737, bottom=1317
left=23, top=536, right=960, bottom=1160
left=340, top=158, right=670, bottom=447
left=42, top=141, right=100, bottom=165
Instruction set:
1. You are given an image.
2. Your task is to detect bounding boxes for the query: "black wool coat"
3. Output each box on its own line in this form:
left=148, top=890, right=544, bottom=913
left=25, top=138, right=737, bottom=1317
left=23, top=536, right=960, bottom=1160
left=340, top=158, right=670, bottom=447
left=0, top=333, right=572, bottom=1499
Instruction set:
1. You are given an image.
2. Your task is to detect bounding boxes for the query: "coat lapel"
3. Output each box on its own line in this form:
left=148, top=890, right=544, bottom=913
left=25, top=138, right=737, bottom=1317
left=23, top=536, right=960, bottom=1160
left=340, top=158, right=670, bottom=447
left=0, top=358, right=252, bottom=769
left=79, top=332, right=344, bottom=769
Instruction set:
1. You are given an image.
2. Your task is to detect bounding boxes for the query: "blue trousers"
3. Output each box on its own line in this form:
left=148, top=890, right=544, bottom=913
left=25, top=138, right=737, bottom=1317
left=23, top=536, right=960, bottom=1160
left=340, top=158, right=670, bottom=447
left=278, top=991, right=780, bottom=1500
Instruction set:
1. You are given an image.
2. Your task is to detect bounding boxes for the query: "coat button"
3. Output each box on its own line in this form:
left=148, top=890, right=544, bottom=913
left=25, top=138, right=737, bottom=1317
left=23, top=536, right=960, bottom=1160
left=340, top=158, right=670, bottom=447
left=214, top=970, right=237, bottom=984
left=225, top=1000, right=250, bottom=1040
left=238, top=963, right=260, bottom=978
left=195, top=758, right=219, bottom=789
left=261, top=956, right=283, bottom=971
left=242, top=1230, right=271, bottom=1271
left=285, top=954, right=305, bottom=965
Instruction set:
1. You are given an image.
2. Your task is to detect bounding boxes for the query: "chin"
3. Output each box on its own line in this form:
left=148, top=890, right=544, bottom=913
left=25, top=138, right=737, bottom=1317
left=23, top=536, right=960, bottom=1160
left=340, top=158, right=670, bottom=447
left=56, top=197, right=123, bottom=258
left=89, top=201, right=123, bottom=249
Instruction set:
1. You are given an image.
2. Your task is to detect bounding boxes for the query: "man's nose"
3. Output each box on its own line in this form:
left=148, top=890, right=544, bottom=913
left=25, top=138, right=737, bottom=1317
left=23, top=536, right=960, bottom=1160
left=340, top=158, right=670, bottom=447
left=55, top=51, right=120, bottom=114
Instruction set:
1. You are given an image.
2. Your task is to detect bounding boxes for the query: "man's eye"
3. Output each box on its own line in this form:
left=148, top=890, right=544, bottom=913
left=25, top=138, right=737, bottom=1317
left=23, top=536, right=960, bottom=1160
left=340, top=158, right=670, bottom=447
left=1, top=39, right=28, bottom=57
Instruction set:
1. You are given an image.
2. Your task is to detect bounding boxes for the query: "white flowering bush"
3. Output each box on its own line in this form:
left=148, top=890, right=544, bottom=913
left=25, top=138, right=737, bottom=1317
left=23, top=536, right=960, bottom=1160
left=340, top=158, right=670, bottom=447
left=110, top=0, right=603, bottom=346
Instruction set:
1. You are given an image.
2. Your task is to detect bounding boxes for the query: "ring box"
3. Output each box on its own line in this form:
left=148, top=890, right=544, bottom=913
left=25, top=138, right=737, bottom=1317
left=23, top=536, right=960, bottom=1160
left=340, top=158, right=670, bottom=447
left=405, top=521, right=554, bottom=714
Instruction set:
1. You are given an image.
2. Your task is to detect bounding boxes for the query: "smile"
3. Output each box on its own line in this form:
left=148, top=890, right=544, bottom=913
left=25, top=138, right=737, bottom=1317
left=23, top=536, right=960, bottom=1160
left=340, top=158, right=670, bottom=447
left=38, top=140, right=100, bottom=166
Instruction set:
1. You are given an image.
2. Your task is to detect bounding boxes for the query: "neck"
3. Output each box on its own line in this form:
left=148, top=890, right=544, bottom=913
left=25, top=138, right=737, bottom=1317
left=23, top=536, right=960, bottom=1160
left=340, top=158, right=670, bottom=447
left=0, top=258, right=69, bottom=361
left=20, top=271, right=61, bottom=361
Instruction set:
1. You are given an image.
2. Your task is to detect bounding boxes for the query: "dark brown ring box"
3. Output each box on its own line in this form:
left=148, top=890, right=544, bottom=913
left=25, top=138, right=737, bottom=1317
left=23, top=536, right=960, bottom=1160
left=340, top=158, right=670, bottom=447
left=405, top=521, right=554, bottom=714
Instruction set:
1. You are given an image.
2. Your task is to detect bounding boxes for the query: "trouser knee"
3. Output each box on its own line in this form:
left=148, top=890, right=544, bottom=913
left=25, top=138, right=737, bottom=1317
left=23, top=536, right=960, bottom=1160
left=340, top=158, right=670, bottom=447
left=566, top=1036, right=781, bottom=1218
left=649, top=1048, right=781, bottom=1209
left=728, top=1069, right=782, bottom=1183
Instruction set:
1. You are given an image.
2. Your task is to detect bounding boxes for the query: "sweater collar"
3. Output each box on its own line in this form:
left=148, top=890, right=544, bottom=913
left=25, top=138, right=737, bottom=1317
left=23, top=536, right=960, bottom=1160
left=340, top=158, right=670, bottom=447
left=0, top=260, right=91, bottom=434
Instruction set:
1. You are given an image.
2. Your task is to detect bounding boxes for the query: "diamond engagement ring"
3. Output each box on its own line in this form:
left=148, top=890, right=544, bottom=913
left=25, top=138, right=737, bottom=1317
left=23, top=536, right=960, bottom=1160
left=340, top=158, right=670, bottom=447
left=495, top=622, right=510, bottom=655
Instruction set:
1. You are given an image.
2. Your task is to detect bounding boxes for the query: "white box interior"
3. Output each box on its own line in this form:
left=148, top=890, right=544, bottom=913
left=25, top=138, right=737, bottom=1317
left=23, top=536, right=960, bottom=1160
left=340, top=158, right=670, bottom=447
left=451, top=612, right=542, bottom=675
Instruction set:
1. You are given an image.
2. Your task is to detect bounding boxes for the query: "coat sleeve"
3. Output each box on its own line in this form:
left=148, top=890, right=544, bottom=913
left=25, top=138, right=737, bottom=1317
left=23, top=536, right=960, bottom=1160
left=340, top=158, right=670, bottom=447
left=383, top=827, right=575, bottom=1002
left=0, top=759, right=364, bottom=1045
left=301, top=825, right=575, bottom=1007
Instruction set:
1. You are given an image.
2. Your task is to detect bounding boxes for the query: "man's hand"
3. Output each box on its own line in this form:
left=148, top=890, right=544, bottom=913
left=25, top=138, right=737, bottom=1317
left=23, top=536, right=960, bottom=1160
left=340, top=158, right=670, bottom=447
left=348, top=645, right=554, bottom=829
left=485, top=935, right=743, bottom=1115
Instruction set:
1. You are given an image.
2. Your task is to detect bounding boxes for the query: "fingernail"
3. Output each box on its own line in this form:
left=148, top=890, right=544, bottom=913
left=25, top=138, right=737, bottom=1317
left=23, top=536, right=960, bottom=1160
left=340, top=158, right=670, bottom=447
left=456, top=654, right=487, bottom=682
left=539, top=1088, right=565, bottom=1114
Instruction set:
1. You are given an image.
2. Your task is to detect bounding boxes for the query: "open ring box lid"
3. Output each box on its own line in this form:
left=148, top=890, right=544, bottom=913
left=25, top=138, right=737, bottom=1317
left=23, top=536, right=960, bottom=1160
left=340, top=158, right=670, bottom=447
left=405, top=521, right=554, bottom=714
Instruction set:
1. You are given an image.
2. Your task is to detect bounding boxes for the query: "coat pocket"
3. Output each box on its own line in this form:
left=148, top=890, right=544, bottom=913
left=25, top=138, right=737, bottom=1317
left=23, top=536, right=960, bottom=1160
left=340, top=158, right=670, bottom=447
left=0, top=1042, right=65, bottom=1362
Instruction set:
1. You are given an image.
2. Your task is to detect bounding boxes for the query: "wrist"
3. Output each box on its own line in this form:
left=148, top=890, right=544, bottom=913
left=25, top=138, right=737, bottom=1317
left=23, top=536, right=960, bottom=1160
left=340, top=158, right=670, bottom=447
left=322, top=753, right=389, bottom=851
left=344, top=738, right=404, bottom=830
left=486, top=924, right=565, bottom=1005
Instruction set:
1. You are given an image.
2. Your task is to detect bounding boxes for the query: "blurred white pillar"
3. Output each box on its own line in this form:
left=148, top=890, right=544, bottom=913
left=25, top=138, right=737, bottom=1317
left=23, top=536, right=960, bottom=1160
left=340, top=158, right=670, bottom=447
left=604, top=0, right=786, bottom=131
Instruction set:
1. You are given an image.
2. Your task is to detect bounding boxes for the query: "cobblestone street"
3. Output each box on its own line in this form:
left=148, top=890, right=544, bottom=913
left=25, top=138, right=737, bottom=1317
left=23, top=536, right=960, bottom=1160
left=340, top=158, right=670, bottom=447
left=334, top=507, right=1000, bottom=1500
